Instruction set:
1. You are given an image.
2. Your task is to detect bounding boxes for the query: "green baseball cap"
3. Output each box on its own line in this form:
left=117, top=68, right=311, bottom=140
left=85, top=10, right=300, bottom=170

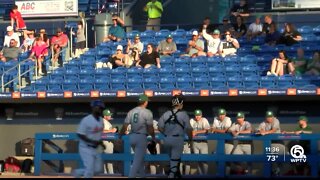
left=167, top=34, right=173, bottom=39
left=213, top=29, right=220, bottom=34
left=236, top=112, right=245, bottom=119
left=218, top=108, right=226, bottom=115
left=103, top=109, right=113, bottom=116
left=266, top=111, right=274, bottom=118
left=298, top=116, right=308, bottom=122
left=194, top=109, right=202, bottom=116
left=138, top=94, right=149, bottom=102
left=134, top=34, right=140, bottom=39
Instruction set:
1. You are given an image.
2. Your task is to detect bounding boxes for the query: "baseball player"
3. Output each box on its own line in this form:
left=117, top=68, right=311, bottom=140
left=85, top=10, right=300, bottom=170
left=118, top=94, right=156, bottom=178
left=73, top=100, right=106, bottom=178
left=179, top=141, right=191, bottom=175
left=190, top=109, right=210, bottom=175
left=228, top=112, right=252, bottom=175
left=102, top=109, right=117, bottom=174
left=147, top=120, right=161, bottom=175
left=158, top=94, right=193, bottom=178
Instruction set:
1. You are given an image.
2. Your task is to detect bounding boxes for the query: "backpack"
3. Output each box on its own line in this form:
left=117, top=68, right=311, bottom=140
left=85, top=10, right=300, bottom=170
left=4, top=156, right=21, bottom=173
left=21, top=159, right=33, bottom=173
left=20, top=138, right=35, bottom=156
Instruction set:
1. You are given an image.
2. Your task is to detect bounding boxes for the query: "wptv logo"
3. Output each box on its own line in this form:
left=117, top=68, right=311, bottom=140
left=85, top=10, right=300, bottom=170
left=290, top=145, right=307, bottom=163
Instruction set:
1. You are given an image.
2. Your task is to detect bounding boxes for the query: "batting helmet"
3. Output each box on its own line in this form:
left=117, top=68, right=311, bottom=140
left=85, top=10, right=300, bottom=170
left=171, top=94, right=184, bottom=106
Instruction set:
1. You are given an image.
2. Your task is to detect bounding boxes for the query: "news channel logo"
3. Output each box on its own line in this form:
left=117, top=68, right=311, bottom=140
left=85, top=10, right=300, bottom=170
left=290, top=145, right=307, bottom=163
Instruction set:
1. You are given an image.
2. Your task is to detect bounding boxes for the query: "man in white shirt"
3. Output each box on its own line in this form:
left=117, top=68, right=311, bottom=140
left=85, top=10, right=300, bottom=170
left=102, top=109, right=117, bottom=175
left=190, top=109, right=210, bottom=175
left=4, top=26, right=20, bottom=47
left=219, top=31, right=240, bottom=57
left=246, top=15, right=263, bottom=41
left=202, top=26, right=221, bottom=57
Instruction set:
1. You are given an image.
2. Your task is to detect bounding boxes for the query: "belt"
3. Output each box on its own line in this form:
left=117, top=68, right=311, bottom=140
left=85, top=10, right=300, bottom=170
left=165, top=134, right=182, bottom=137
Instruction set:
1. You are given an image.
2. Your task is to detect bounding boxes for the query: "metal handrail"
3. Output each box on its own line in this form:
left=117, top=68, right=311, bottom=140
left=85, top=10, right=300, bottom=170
left=1, top=57, right=37, bottom=92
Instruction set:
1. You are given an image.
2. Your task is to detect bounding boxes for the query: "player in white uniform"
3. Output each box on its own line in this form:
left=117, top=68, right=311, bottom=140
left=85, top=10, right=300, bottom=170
left=102, top=109, right=117, bottom=174
left=118, top=94, right=156, bottom=178
left=190, top=109, right=210, bottom=175
left=74, top=100, right=106, bottom=178
left=146, top=120, right=162, bottom=175
left=158, top=94, right=193, bottom=178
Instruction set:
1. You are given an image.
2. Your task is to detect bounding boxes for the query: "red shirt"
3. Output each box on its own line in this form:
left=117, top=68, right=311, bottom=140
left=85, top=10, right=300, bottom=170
left=10, top=11, right=26, bottom=29
left=51, top=33, right=69, bottom=47
left=32, top=42, right=48, bottom=58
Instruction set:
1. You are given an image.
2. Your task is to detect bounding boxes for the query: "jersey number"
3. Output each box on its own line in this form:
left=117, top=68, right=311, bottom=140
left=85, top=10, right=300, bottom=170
left=132, top=113, right=139, bottom=123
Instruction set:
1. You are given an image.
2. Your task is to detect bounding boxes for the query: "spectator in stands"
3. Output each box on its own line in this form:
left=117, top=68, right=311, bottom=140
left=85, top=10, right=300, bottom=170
left=157, top=34, right=177, bottom=57
left=232, top=16, right=247, bottom=39
left=144, top=0, right=163, bottom=31
left=126, top=34, right=143, bottom=65
left=181, top=30, right=206, bottom=58
left=199, top=17, right=216, bottom=37
left=51, top=28, right=69, bottom=67
left=228, top=112, right=252, bottom=175
left=4, top=26, right=20, bottom=48
left=219, top=30, right=240, bottom=57
left=230, top=0, right=250, bottom=23
left=29, top=37, right=49, bottom=76
left=202, top=25, right=221, bottom=57
left=0, top=39, right=21, bottom=62
left=256, top=111, right=286, bottom=176
left=103, top=15, right=125, bottom=42
left=22, top=29, right=35, bottom=53
left=277, top=23, right=302, bottom=46
left=137, top=43, right=161, bottom=68
left=106, top=45, right=130, bottom=69
left=287, top=48, right=307, bottom=75
left=190, top=109, right=210, bottom=175
left=73, top=21, right=86, bottom=58
left=10, top=5, right=27, bottom=31
left=246, top=15, right=263, bottom=41
left=306, top=51, right=320, bottom=76
left=262, top=14, right=276, bottom=34
left=267, top=50, right=290, bottom=76
left=39, top=29, right=50, bottom=47
left=265, top=23, right=281, bottom=46
left=218, top=17, right=234, bottom=36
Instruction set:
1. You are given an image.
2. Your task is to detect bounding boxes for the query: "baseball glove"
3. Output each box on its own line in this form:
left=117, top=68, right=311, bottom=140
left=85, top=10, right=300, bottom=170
left=147, top=140, right=157, bottom=155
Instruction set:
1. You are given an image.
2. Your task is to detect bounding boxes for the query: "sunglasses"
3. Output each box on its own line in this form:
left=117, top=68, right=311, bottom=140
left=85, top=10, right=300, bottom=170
left=117, top=49, right=122, bottom=51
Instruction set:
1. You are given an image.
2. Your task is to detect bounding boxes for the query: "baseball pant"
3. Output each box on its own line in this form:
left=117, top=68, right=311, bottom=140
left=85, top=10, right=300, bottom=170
left=103, top=141, right=114, bottom=174
left=74, top=145, right=103, bottom=178
left=129, top=133, right=147, bottom=178
left=225, top=143, right=234, bottom=154
left=146, top=18, right=161, bottom=31
left=193, top=142, right=208, bottom=175
left=163, top=136, right=184, bottom=178
left=180, top=142, right=191, bottom=175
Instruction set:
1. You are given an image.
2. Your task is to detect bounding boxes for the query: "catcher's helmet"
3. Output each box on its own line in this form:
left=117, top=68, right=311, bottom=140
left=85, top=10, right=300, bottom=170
left=172, top=94, right=184, bottom=106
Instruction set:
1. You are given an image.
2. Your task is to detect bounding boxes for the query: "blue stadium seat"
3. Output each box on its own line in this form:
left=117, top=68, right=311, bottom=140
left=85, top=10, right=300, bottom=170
left=190, top=57, right=207, bottom=67
left=211, top=75, right=227, bottom=89
left=65, top=68, right=80, bottom=79
left=302, top=34, right=317, bottom=42
left=127, top=67, right=143, bottom=78
left=171, top=29, right=186, bottom=39
left=143, top=67, right=159, bottom=78
left=260, top=75, right=277, bottom=88
left=194, top=77, right=211, bottom=90
left=110, top=78, right=126, bottom=90
left=63, top=77, right=79, bottom=91
left=66, top=60, right=80, bottom=70
left=143, top=77, right=160, bottom=90
left=160, top=57, right=174, bottom=68
left=225, top=65, right=242, bottom=77
left=126, top=78, right=144, bottom=90
left=159, top=77, right=176, bottom=90
left=110, top=67, right=127, bottom=79
left=227, top=76, right=244, bottom=89
left=78, top=77, right=95, bottom=92
left=155, top=29, right=171, bottom=41
left=79, top=68, right=95, bottom=79
left=176, top=77, right=194, bottom=90
left=94, top=68, right=111, bottom=79
left=33, top=78, right=49, bottom=91
left=80, top=59, right=96, bottom=69
left=47, top=78, right=63, bottom=92
left=209, top=65, right=226, bottom=77
left=242, top=64, right=259, bottom=77
left=126, top=30, right=141, bottom=39
left=298, top=25, right=313, bottom=34
left=240, top=54, right=257, bottom=66
left=140, top=30, right=156, bottom=39
left=243, top=76, right=260, bottom=89
left=192, top=66, right=209, bottom=78
left=175, top=67, right=192, bottom=78
left=94, top=78, right=110, bottom=91
left=174, top=57, right=190, bottom=67
left=158, top=66, right=175, bottom=77
left=223, top=56, right=239, bottom=66
left=294, top=76, right=311, bottom=87
left=207, top=56, right=223, bottom=65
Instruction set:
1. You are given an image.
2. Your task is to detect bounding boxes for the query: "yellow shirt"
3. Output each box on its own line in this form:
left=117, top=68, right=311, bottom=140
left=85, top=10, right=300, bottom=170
left=145, top=1, right=163, bottom=19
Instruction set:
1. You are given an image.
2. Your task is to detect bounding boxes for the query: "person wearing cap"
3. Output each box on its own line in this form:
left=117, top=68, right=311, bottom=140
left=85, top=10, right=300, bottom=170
left=158, top=94, right=193, bottom=178
left=10, top=5, right=27, bottom=31
left=218, top=17, right=235, bottom=36
left=219, top=30, right=240, bottom=57
left=232, top=16, right=247, bottom=39
left=246, top=15, right=263, bottom=41
left=126, top=34, right=144, bottom=66
left=189, top=109, right=210, bottom=175
left=202, top=25, right=221, bottom=57
left=103, top=14, right=125, bottom=42
left=137, top=43, right=161, bottom=68
left=102, top=109, right=116, bottom=175
left=22, top=29, right=35, bottom=52
left=144, top=0, right=163, bottom=31
left=74, top=100, right=106, bottom=178
left=51, top=28, right=69, bottom=67
left=118, top=94, right=156, bottom=178
left=182, top=30, right=206, bottom=58
left=157, top=34, right=177, bottom=57
left=283, top=116, right=312, bottom=135
left=228, top=112, right=252, bottom=175
left=107, top=45, right=130, bottom=69
left=3, top=26, right=20, bottom=48
left=211, top=108, right=233, bottom=154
